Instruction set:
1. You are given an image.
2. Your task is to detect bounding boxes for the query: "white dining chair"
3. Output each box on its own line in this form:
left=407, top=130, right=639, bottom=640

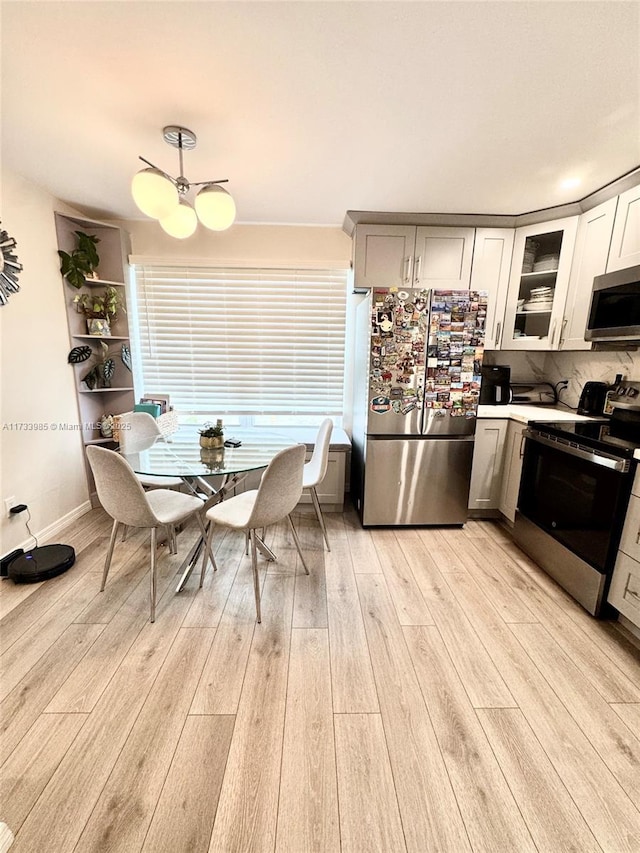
left=117, top=411, right=184, bottom=549
left=303, top=418, right=333, bottom=551
left=86, top=445, right=216, bottom=622
left=202, top=443, right=308, bottom=623
left=117, top=411, right=183, bottom=489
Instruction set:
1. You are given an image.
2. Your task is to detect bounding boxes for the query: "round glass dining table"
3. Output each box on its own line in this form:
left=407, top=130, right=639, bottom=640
left=120, top=425, right=297, bottom=480
left=120, top=426, right=299, bottom=591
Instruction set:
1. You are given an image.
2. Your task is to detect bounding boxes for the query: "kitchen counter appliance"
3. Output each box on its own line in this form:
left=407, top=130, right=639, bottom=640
left=352, top=287, right=488, bottom=526
left=509, top=381, right=557, bottom=405
left=577, top=381, right=609, bottom=416
left=479, top=365, right=511, bottom=405
left=513, top=380, right=640, bottom=616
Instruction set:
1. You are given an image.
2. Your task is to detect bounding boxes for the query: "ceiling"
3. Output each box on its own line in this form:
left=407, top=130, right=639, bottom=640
left=2, top=1, right=639, bottom=227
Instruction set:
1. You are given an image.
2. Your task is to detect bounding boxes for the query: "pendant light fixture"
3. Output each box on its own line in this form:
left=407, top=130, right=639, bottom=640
left=131, top=126, right=236, bottom=239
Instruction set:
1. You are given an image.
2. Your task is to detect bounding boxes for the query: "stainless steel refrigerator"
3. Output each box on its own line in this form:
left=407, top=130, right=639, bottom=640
left=352, top=287, right=488, bottom=526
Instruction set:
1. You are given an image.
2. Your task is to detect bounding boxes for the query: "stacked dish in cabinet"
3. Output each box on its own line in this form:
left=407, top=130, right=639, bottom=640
left=512, top=231, right=562, bottom=339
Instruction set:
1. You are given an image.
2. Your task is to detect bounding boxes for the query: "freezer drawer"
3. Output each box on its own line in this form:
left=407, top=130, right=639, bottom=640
left=362, top=437, right=474, bottom=526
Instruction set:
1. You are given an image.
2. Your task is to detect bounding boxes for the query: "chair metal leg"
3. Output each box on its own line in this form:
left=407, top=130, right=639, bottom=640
left=287, top=514, right=309, bottom=575
left=121, top=525, right=129, bottom=543
left=198, top=515, right=217, bottom=587
left=101, top=520, right=120, bottom=591
left=150, top=527, right=157, bottom=623
left=250, top=529, right=262, bottom=623
left=310, top=485, right=331, bottom=551
left=245, top=530, right=249, bottom=556
left=168, top=525, right=177, bottom=554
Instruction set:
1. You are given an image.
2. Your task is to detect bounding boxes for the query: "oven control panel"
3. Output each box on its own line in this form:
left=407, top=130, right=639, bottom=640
left=604, top=380, right=640, bottom=414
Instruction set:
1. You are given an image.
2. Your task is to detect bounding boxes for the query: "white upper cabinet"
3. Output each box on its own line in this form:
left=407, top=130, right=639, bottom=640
left=560, top=197, right=617, bottom=351
left=353, top=224, right=474, bottom=291
left=412, top=226, right=475, bottom=289
left=353, top=225, right=419, bottom=289
left=469, top=228, right=514, bottom=350
left=607, top=184, right=640, bottom=271
left=501, top=216, right=578, bottom=351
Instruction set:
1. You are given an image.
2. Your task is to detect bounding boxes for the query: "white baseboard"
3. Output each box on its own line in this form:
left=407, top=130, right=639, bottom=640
left=3, top=500, right=92, bottom=557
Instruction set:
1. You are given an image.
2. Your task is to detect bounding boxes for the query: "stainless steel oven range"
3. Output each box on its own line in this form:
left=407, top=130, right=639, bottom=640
left=513, top=381, right=640, bottom=616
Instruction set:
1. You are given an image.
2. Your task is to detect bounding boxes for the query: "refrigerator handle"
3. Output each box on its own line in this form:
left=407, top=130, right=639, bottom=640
left=413, top=255, right=422, bottom=286
left=403, top=256, right=413, bottom=285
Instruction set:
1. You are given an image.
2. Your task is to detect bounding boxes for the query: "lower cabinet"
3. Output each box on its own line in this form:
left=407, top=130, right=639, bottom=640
left=498, top=421, right=527, bottom=523
left=232, top=449, right=347, bottom=511
left=609, top=480, right=640, bottom=629
left=468, top=419, right=508, bottom=512
left=299, top=450, right=347, bottom=511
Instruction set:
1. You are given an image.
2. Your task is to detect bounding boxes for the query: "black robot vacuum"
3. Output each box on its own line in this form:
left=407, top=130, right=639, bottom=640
left=3, top=544, right=75, bottom=583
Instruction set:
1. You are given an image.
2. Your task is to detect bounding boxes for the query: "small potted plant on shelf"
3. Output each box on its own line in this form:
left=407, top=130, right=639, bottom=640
left=58, top=231, right=101, bottom=289
left=80, top=340, right=116, bottom=390
left=73, top=285, right=124, bottom=336
left=199, top=420, right=224, bottom=448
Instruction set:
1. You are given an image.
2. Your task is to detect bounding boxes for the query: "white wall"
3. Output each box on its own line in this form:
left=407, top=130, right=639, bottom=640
left=121, top=219, right=352, bottom=267
left=0, top=170, right=90, bottom=557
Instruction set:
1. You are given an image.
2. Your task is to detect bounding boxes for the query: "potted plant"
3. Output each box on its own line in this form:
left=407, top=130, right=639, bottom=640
left=199, top=420, right=224, bottom=448
left=73, top=285, right=124, bottom=335
left=81, top=340, right=116, bottom=390
left=58, top=231, right=101, bottom=289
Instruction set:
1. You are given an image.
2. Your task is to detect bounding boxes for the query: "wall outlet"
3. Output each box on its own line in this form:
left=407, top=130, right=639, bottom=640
left=4, top=497, right=17, bottom=518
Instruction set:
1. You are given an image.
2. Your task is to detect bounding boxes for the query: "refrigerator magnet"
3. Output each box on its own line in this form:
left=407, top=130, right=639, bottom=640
left=370, top=397, right=391, bottom=414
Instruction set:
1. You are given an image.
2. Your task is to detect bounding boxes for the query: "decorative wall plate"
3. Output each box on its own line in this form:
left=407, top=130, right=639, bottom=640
left=0, top=222, right=23, bottom=306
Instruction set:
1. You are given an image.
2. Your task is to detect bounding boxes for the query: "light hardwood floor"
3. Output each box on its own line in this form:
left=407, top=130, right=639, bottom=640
left=2, top=505, right=640, bottom=852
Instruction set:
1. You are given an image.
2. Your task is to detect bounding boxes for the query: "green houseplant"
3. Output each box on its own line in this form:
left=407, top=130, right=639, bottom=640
left=58, top=231, right=101, bottom=289
left=81, top=340, right=116, bottom=390
left=199, top=420, right=224, bottom=448
left=73, top=285, right=124, bottom=336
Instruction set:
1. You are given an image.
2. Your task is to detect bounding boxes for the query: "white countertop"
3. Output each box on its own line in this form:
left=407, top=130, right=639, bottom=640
left=477, top=404, right=597, bottom=424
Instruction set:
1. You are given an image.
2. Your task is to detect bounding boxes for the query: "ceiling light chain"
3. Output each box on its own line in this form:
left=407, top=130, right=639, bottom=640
left=131, top=125, right=236, bottom=238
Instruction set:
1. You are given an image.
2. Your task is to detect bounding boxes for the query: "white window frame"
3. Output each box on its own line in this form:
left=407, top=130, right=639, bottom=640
left=128, top=260, right=350, bottom=429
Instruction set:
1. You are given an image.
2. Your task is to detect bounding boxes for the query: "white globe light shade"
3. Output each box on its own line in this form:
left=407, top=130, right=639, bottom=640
left=195, top=185, right=236, bottom=231
left=131, top=168, right=179, bottom=219
left=159, top=201, right=198, bottom=239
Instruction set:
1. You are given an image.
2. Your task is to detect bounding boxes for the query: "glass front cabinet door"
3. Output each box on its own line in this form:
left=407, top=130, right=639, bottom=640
left=502, top=216, right=578, bottom=350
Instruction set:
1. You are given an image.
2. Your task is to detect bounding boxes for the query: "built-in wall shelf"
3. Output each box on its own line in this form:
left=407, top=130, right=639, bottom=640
left=78, top=387, right=134, bottom=394
left=72, top=334, right=130, bottom=341
left=55, top=211, right=134, bottom=506
left=83, top=278, right=125, bottom=288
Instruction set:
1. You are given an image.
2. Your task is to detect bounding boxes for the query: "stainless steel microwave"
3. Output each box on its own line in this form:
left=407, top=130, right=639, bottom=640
left=585, top=264, right=640, bottom=342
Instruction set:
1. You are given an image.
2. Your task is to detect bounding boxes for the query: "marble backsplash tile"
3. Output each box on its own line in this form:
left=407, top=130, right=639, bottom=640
left=484, top=349, right=640, bottom=409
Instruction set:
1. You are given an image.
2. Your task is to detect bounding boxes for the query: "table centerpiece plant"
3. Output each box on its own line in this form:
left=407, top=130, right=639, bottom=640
left=199, top=421, right=224, bottom=448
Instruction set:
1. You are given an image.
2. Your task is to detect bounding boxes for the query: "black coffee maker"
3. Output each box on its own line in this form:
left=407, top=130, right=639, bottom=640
left=577, top=381, right=609, bottom=416
left=480, top=365, right=512, bottom=405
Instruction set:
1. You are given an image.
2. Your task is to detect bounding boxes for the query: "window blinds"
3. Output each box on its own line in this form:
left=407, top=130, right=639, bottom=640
left=131, top=264, right=349, bottom=416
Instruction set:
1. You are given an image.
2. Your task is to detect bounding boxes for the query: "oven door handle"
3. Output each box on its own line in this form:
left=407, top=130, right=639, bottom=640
left=523, top=429, right=631, bottom=472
